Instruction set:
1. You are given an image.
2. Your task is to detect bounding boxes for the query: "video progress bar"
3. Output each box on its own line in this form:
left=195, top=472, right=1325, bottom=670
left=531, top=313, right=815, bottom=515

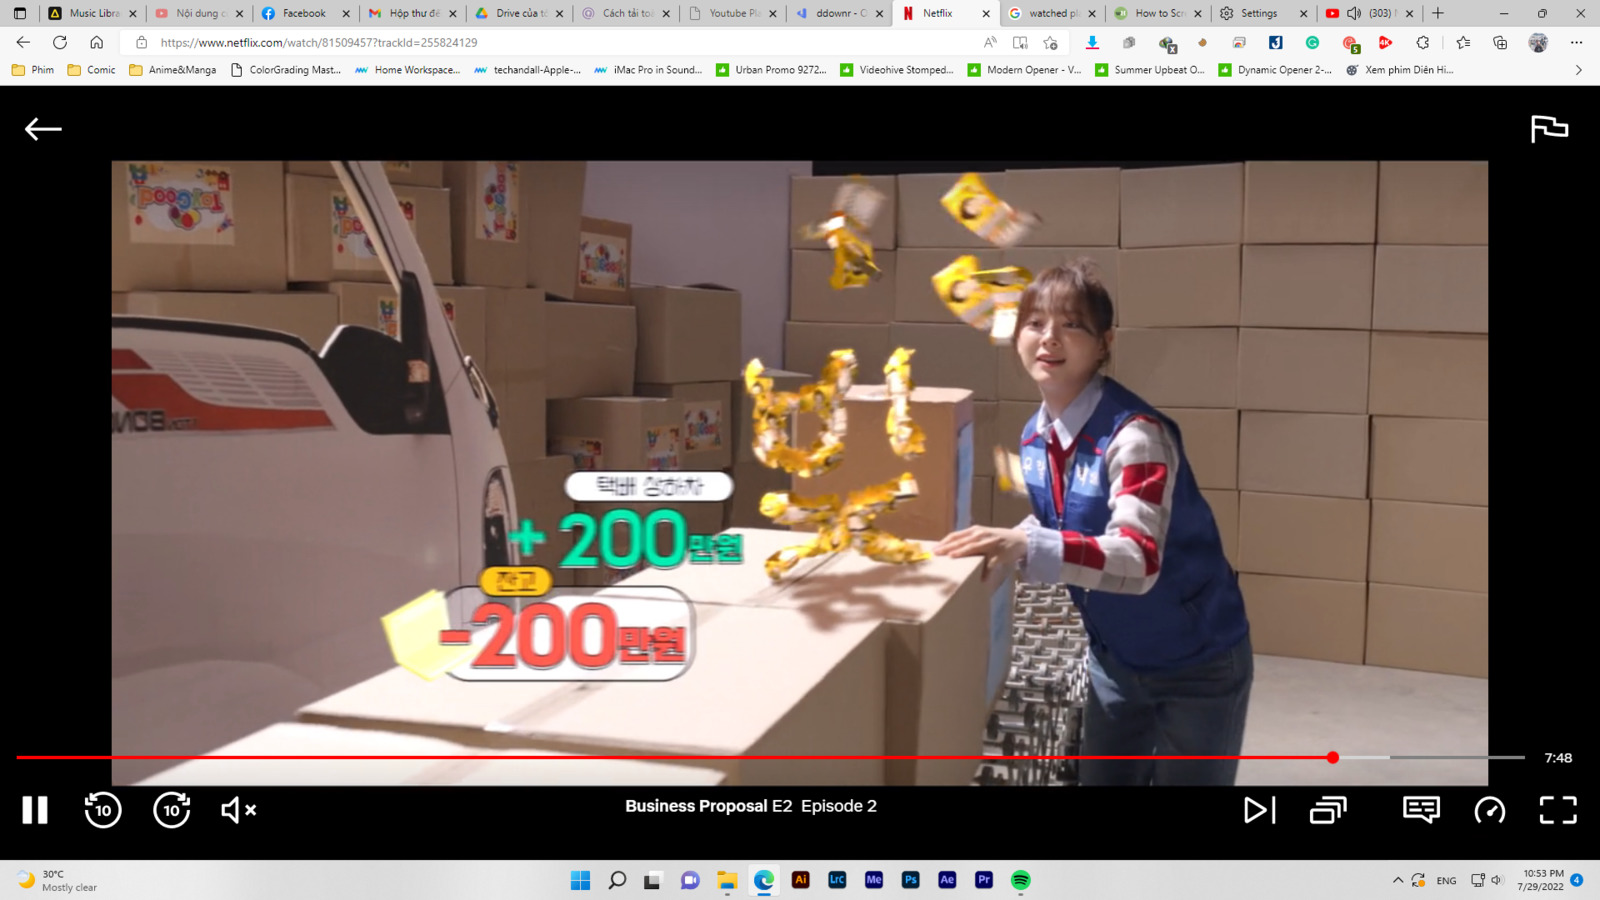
left=1337, top=749, right=1523, bottom=755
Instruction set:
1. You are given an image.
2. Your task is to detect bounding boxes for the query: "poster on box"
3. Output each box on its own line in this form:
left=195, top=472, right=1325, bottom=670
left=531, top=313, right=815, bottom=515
left=125, top=163, right=236, bottom=245
left=645, top=426, right=681, bottom=471
left=477, top=162, right=519, bottom=243
left=442, top=300, right=457, bottom=322
left=377, top=296, right=400, bottom=340
left=682, top=402, right=723, bottom=451
left=550, top=437, right=603, bottom=471
left=579, top=231, right=629, bottom=292
left=333, top=191, right=416, bottom=272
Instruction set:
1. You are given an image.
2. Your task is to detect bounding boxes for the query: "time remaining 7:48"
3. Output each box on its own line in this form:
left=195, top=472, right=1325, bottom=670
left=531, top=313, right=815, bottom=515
left=1544, top=752, right=1573, bottom=763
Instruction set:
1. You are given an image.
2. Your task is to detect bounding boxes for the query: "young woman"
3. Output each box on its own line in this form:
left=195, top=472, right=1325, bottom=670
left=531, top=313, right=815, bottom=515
left=932, top=260, right=1253, bottom=787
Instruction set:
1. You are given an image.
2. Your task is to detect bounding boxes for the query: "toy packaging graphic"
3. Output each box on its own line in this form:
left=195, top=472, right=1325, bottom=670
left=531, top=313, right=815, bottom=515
left=743, top=349, right=931, bottom=580
left=579, top=230, right=628, bottom=290
left=800, top=177, right=888, bottom=291
left=333, top=191, right=416, bottom=271
left=477, top=161, right=519, bottom=243
left=551, top=436, right=604, bottom=470
left=377, top=296, right=400, bottom=340
left=126, top=163, right=236, bottom=245
left=645, top=426, right=683, bottom=470
left=940, top=172, right=1041, bottom=247
left=682, top=401, right=723, bottom=451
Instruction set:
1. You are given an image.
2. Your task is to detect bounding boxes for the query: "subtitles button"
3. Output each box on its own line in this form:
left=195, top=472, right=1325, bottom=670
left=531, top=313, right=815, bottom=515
left=1403, top=796, right=1442, bottom=823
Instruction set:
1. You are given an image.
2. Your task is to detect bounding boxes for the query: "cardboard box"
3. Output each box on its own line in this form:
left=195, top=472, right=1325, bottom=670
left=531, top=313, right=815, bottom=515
left=285, top=161, right=443, bottom=188
left=1243, top=161, right=1378, bottom=244
left=784, top=322, right=890, bottom=380
left=1161, top=407, right=1238, bottom=490
left=1369, top=417, right=1488, bottom=506
left=1237, top=328, right=1369, bottom=414
left=525, top=162, right=587, bottom=299
left=727, top=461, right=794, bottom=528
left=1118, top=245, right=1241, bottom=328
left=793, top=386, right=975, bottom=542
left=575, top=217, right=632, bottom=305
left=995, top=401, right=1039, bottom=471
left=285, top=174, right=452, bottom=285
left=112, top=291, right=336, bottom=350
left=896, top=172, right=1009, bottom=249
left=494, top=373, right=547, bottom=465
left=1118, top=163, right=1244, bottom=249
left=993, top=480, right=1033, bottom=528
left=790, top=174, right=897, bottom=250
left=113, top=161, right=287, bottom=292
left=1238, top=574, right=1366, bottom=665
left=1004, top=167, right=1121, bottom=247
left=1238, top=412, right=1368, bottom=499
left=483, top=287, right=547, bottom=379
left=1200, top=489, right=1239, bottom=569
left=298, top=601, right=888, bottom=786
left=547, top=397, right=682, bottom=472
left=1365, top=583, right=1487, bottom=678
left=510, top=454, right=574, bottom=539
left=1369, top=500, right=1487, bottom=593
left=443, top=162, right=528, bottom=289
left=972, top=476, right=995, bottom=526
left=635, top=382, right=734, bottom=470
left=1372, top=245, right=1489, bottom=334
left=891, top=248, right=997, bottom=323
left=1239, top=492, right=1369, bottom=581
left=1112, top=328, right=1238, bottom=409
left=321, top=282, right=489, bottom=369
left=139, top=721, right=728, bottom=786
left=888, top=323, right=999, bottom=401
left=736, top=368, right=811, bottom=465
left=1368, top=333, right=1487, bottom=420
left=1377, top=161, right=1489, bottom=245
left=634, top=284, right=744, bottom=384
left=1240, top=244, right=1375, bottom=330
left=999, top=246, right=1123, bottom=325
left=791, top=249, right=896, bottom=323
left=544, top=301, right=637, bottom=399
left=620, top=528, right=1013, bottom=785
left=972, top=402, right=998, bottom=477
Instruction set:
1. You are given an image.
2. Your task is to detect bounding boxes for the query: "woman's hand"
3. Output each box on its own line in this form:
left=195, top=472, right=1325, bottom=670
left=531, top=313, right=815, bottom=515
left=931, top=526, right=1028, bottom=575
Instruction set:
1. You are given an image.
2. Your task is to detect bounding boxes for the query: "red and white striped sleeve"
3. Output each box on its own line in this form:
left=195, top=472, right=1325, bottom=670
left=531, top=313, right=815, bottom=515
left=1018, top=415, right=1180, bottom=594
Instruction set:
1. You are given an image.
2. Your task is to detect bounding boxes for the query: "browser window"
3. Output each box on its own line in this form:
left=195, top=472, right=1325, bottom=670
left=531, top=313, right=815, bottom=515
left=7, top=1, right=1591, bottom=894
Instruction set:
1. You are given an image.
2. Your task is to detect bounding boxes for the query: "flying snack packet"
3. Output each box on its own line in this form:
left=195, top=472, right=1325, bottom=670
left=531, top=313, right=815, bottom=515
left=800, top=177, right=888, bottom=290
left=883, top=347, right=927, bottom=459
left=932, top=255, right=1034, bottom=344
left=745, top=351, right=855, bottom=478
left=994, top=446, right=1029, bottom=496
left=940, top=172, right=1041, bottom=247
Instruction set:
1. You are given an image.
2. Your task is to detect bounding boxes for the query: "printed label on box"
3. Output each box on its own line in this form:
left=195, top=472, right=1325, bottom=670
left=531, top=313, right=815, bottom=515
left=550, top=437, right=603, bottom=471
left=645, top=426, right=681, bottom=471
left=377, top=296, right=400, bottom=341
left=442, top=300, right=456, bottom=322
left=126, top=163, right=236, bottom=245
left=385, top=161, right=414, bottom=173
left=477, top=162, right=519, bottom=243
left=333, top=191, right=416, bottom=271
left=579, top=231, right=629, bottom=291
left=682, top=401, right=723, bottom=451
left=955, top=422, right=974, bottom=531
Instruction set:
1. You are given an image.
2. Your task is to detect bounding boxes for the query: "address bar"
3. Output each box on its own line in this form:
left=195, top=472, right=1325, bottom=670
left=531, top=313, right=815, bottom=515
left=119, top=28, right=1026, bottom=56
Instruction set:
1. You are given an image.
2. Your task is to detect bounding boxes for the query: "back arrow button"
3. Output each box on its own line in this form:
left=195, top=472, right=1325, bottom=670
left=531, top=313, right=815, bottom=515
left=25, top=118, right=64, bottom=141
left=16, top=35, right=29, bottom=47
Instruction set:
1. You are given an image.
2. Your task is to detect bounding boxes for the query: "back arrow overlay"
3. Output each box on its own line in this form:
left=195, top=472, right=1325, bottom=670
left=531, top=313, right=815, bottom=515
left=25, top=118, right=63, bottom=141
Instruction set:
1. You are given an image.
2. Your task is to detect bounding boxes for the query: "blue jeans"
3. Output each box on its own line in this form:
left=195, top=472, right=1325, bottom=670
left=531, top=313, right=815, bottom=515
left=1078, top=634, right=1254, bottom=786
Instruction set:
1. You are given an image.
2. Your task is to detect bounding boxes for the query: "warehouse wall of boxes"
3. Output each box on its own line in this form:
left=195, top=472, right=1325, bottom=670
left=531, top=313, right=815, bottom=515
left=792, top=161, right=1487, bottom=680
left=112, top=158, right=1487, bottom=686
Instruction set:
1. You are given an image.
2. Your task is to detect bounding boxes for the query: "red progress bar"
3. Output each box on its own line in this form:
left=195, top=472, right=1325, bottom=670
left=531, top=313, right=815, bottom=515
left=21, top=752, right=1341, bottom=762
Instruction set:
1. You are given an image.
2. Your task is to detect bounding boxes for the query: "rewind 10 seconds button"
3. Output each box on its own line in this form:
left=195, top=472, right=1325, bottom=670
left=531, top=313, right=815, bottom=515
left=1475, top=796, right=1506, bottom=824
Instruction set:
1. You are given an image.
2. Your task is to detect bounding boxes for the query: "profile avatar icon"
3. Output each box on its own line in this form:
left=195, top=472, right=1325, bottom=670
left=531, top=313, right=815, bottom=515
left=1529, top=32, right=1548, bottom=51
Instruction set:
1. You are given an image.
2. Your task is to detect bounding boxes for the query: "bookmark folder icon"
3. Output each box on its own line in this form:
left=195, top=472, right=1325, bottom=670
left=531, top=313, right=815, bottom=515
left=381, top=589, right=479, bottom=680
left=128, top=63, right=142, bottom=75
left=67, top=63, right=80, bottom=75
left=11, top=63, right=23, bottom=75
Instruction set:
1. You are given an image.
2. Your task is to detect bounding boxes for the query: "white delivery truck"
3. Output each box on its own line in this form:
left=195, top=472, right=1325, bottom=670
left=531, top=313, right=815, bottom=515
left=110, top=162, right=520, bottom=784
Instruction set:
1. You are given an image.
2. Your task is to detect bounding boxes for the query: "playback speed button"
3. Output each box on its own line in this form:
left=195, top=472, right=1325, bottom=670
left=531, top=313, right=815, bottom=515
left=1474, top=796, right=1506, bottom=823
